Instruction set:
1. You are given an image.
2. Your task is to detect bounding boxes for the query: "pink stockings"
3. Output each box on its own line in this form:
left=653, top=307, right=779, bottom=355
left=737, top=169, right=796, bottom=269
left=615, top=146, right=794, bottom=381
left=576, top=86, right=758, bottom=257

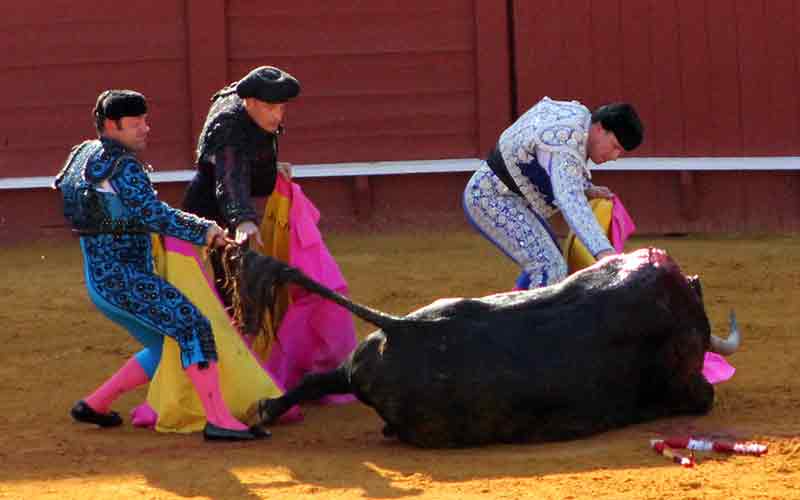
left=84, top=356, right=149, bottom=414
left=85, top=358, right=247, bottom=431
left=185, top=362, right=248, bottom=431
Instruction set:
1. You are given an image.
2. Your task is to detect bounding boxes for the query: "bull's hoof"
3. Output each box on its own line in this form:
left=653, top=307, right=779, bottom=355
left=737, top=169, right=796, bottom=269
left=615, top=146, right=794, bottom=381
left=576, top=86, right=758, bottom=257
left=70, top=400, right=123, bottom=428
left=245, top=398, right=284, bottom=426
left=244, top=401, right=262, bottom=426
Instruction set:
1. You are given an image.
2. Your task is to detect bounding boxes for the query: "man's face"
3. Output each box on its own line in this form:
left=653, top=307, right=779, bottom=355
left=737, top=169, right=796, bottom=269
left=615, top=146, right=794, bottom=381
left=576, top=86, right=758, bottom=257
left=587, top=123, right=624, bottom=164
left=104, top=115, right=150, bottom=152
left=245, top=99, right=287, bottom=133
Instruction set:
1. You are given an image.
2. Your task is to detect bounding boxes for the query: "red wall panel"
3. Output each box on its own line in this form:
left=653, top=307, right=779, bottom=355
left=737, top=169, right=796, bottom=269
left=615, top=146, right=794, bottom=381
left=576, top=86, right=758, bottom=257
left=2, top=1, right=799, bottom=241
left=764, top=0, right=800, bottom=155
left=0, top=1, right=192, bottom=178
left=226, top=1, right=483, bottom=164
left=676, top=1, right=713, bottom=156
left=511, top=0, right=800, bottom=157
left=735, top=0, right=772, bottom=156
left=649, top=0, right=686, bottom=155
left=705, top=0, right=741, bottom=155
left=589, top=0, right=623, bottom=104
left=620, top=1, right=656, bottom=157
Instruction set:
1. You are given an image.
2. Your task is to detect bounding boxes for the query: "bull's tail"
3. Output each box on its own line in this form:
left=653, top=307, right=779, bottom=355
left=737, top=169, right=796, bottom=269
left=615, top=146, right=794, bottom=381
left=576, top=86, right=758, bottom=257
left=220, top=246, right=411, bottom=334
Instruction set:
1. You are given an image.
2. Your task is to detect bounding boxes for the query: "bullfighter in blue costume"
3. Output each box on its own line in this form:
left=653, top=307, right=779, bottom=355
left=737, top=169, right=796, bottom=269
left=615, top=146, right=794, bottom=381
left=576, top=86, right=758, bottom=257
left=463, top=97, right=644, bottom=288
left=54, top=90, right=264, bottom=441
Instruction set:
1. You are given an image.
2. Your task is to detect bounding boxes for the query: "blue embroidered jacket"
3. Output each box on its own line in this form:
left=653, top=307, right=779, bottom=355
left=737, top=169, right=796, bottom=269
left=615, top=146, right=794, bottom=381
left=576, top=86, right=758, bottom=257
left=54, top=137, right=211, bottom=244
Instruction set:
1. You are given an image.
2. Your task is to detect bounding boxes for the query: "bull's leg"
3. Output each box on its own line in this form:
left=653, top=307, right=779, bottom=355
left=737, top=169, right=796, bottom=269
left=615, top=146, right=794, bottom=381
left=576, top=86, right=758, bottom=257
left=246, top=366, right=352, bottom=426
left=667, top=373, right=714, bottom=415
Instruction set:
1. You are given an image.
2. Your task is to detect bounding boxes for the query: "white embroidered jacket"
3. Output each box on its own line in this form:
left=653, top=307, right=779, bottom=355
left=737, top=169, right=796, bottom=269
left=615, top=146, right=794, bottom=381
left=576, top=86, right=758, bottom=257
left=497, top=96, right=613, bottom=257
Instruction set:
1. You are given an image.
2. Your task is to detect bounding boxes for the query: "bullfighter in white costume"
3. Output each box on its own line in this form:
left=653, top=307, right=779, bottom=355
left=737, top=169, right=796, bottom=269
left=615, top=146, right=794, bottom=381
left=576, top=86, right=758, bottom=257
left=463, top=97, right=644, bottom=288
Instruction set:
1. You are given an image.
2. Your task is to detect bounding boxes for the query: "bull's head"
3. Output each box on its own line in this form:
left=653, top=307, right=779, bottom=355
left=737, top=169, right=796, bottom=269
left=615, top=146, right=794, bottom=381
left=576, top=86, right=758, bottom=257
left=687, top=275, right=741, bottom=356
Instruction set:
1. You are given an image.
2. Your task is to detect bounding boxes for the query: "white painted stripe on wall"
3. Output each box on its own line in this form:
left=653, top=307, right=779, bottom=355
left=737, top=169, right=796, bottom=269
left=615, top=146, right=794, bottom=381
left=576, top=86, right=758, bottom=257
left=602, top=156, right=800, bottom=171
left=2, top=156, right=798, bottom=190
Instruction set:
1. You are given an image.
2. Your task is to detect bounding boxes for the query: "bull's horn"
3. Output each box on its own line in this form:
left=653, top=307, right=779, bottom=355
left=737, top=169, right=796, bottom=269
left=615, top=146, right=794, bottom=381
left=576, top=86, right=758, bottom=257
left=709, top=310, right=741, bottom=356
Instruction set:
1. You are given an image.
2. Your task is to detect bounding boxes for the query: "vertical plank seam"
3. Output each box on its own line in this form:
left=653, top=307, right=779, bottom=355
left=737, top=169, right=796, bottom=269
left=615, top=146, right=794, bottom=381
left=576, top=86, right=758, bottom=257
left=674, top=0, right=687, bottom=155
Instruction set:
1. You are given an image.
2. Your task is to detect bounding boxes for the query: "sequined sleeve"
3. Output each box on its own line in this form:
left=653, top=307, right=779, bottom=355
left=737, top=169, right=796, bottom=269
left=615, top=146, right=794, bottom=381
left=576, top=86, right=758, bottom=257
left=548, top=152, right=614, bottom=257
left=110, top=159, right=211, bottom=245
left=214, top=146, right=258, bottom=229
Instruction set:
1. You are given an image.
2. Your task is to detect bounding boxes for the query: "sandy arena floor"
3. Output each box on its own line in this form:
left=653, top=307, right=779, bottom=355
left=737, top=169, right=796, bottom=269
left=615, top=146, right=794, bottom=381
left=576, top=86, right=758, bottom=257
left=1, top=230, right=798, bottom=499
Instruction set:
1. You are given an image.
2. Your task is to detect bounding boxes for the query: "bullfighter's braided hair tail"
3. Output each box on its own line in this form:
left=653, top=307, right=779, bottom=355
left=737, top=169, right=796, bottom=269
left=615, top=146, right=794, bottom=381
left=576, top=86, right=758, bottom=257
left=218, top=245, right=414, bottom=336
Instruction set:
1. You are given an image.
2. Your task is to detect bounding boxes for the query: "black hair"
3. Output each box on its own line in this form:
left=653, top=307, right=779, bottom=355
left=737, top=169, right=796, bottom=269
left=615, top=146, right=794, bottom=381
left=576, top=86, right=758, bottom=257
left=93, top=90, right=148, bottom=134
left=591, top=103, right=644, bottom=151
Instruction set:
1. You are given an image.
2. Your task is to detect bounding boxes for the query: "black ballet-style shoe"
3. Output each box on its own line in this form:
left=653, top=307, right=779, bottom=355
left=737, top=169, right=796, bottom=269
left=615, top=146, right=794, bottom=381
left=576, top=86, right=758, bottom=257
left=70, top=400, right=123, bottom=428
left=203, top=423, right=270, bottom=442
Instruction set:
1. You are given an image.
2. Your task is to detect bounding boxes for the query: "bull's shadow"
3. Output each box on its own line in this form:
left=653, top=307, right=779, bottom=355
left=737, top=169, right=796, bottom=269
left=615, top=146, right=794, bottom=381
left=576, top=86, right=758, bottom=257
left=223, top=403, right=759, bottom=499
left=3, top=401, right=761, bottom=500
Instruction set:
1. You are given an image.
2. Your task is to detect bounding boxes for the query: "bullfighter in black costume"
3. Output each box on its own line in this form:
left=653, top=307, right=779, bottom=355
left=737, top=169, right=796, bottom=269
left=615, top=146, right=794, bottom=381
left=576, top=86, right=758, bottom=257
left=180, top=66, right=358, bottom=400
left=183, top=66, right=300, bottom=243
left=182, top=66, right=300, bottom=306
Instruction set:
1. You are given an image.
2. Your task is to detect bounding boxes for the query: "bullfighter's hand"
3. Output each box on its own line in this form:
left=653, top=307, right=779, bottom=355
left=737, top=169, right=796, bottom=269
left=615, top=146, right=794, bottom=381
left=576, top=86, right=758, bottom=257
left=586, top=185, right=614, bottom=199
left=277, top=161, right=292, bottom=180
left=205, top=224, right=234, bottom=248
left=235, top=220, right=264, bottom=247
left=595, top=249, right=615, bottom=260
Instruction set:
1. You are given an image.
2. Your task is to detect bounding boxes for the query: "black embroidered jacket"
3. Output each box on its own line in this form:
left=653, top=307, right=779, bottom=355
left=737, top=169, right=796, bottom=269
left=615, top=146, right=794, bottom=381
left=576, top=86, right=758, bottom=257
left=182, top=93, right=279, bottom=230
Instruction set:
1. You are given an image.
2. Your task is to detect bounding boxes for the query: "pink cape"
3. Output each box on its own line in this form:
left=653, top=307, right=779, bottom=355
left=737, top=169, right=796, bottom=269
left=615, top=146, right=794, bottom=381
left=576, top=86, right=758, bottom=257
left=610, top=195, right=636, bottom=253
left=265, top=180, right=357, bottom=403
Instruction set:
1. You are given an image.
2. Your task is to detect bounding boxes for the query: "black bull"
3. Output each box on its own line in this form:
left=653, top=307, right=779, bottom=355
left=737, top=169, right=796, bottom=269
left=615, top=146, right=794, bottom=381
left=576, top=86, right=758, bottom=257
left=223, top=247, right=740, bottom=448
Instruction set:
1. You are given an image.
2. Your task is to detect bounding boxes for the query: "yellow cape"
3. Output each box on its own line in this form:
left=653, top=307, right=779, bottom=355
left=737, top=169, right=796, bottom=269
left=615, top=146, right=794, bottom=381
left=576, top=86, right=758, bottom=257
left=562, top=198, right=614, bottom=274
left=145, top=188, right=292, bottom=433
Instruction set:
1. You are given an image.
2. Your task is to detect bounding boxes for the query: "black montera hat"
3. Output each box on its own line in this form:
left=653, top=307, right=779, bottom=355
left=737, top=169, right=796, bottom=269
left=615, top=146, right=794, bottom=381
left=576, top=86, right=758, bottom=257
left=235, top=66, right=301, bottom=103
left=94, top=90, right=148, bottom=120
left=591, top=103, right=644, bottom=151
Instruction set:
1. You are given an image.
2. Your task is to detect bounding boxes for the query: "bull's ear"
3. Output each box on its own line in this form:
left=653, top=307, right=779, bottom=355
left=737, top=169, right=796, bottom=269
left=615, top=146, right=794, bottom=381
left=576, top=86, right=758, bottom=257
left=687, top=275, right=703, bottom=300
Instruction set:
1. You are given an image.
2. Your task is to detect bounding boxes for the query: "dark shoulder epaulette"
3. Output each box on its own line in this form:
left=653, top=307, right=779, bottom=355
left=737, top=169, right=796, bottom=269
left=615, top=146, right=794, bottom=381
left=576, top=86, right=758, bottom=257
left=53, top=140, right=97, bottom=189
left=85, top=140, right=138, bottom=183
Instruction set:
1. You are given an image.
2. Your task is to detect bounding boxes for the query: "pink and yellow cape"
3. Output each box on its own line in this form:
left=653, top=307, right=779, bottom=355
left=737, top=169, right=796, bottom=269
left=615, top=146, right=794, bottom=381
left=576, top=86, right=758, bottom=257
left=133, top=175, right=357, bottom=432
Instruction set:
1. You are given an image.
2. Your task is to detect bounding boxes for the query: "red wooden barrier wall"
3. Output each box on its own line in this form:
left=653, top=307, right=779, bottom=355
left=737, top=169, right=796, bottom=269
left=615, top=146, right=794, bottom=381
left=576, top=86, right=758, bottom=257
left=1, top=0, right=799, bottom=241
left=0, top=0, right=509, bottom=179
left=0, top=1, right=513, bottom=241
left=511, top=0, right=800, bottom=156
left=510, top=0, right=800, bottom=234
left=0, top=1, right=193, bottom=177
